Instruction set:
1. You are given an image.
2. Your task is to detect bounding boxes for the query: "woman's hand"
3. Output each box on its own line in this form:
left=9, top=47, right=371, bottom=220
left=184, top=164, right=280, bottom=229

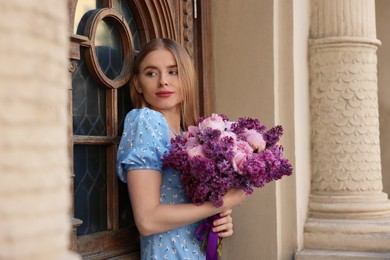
left=222, top=188, right=247, bottom=210
left=212, top=209, right=234, bottom=238
left=211, top=189, right=248, bottom=238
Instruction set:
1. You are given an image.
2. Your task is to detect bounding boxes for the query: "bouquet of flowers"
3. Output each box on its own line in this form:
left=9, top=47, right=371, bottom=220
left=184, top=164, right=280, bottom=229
left=162, top=114, right=293, bottom=259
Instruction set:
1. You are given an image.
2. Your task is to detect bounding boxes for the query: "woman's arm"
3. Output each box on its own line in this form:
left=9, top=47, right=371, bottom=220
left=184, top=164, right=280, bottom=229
left=127, top=169, right=246, bottom=236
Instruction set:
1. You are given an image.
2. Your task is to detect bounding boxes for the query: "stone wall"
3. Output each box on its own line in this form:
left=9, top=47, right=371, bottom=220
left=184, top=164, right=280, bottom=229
left=0, top=1, right=78, bottom=259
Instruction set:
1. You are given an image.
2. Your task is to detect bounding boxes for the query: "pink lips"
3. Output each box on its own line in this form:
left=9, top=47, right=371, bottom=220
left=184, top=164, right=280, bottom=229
left=156, top=91, right=173, bottom=98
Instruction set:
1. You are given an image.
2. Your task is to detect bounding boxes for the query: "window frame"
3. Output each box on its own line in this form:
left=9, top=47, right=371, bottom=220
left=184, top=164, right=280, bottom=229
left=67, top=0, right=212, bottom=258
left=69, top=1, right=141, bottom=258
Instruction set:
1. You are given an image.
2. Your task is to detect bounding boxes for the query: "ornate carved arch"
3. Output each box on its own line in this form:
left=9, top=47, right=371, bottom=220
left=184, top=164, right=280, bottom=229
left=129, top=0, right=195, bottom=58
left=69, top=0, right=183, bottom=50
left=129, top=0, right=178, bottom=42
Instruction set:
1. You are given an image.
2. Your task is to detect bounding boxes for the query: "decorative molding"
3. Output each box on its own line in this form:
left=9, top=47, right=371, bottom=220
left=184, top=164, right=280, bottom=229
left=69, top=33, right=89, bottom=60
left=301, top=216, right=390, bottom=252
left=68, top=60, right=77, bottom=73
left=182, top=0, right=194, bottom=57
left=309, top=36, right=381, bottom=46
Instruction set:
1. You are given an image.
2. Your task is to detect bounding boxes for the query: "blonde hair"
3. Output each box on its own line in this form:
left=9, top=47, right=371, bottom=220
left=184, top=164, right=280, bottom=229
left=129, top=38, right=198, bottom=130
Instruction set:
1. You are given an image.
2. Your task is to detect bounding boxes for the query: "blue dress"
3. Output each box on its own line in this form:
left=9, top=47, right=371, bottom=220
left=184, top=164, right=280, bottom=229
left=116, top=107, right=205, bottom=260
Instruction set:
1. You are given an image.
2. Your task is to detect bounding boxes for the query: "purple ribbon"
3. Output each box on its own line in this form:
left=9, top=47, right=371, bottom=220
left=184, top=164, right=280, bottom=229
left=196, top=215, right=220, bottom=260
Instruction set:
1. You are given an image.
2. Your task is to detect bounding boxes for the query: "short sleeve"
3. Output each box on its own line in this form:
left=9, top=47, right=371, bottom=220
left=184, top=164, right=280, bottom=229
left=116, top=108, right=170, bottom=183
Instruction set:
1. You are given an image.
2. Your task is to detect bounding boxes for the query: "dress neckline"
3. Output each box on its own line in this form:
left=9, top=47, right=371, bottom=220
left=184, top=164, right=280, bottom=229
left=169, top=128, right=183, bottom=137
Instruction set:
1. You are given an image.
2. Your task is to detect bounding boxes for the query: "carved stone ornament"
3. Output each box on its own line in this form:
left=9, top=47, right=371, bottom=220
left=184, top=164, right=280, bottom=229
left=310, top=42, right=383, bottom=194
left=182, top=0, right=194, bottom=57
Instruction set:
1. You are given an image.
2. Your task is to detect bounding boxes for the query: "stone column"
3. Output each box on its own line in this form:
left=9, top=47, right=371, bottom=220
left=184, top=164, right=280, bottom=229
left=297, top=0, right=390, bottom=259
left=0, top=1, right=79, bottom=259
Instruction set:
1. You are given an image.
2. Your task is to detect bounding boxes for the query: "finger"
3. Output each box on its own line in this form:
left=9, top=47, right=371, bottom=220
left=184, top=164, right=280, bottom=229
left=218, top=228, right=233, bottom=238
left=215, top=214, right=232, bottom=225
left=214, top=223, right=234, bottom=238
left=212, top=222, right=233, bottom=233
left=219, top=209, right=232, bottom=217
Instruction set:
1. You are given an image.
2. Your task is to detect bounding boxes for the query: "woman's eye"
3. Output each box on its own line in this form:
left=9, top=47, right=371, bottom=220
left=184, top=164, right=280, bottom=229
left=169, top=70, right=178, bottom=75
left=146, top=71, right=157, bottom=77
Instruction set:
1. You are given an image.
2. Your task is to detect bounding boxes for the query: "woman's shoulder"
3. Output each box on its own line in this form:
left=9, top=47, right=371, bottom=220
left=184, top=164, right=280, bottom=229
left=116, top=108, right=170, bottom=182
left=125, top=107, right=164, bottom=122
left=123, top=107, right=169, bottom=136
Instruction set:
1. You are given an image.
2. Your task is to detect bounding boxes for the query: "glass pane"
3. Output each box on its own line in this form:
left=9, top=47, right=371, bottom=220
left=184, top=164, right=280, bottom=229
left=118, top=85, right=133, bottom=135
left=116, top=0, right=139, bottom=135
left=74, top=145, right=107, bottom=235
left=72, top=47, right=107, bottom=136
left=114, top=0, right=142, bottom=51
left=95, top=19, right=124, bottom=80
left=118, top=181, right=136, bottom=228
left=115, top=0, right=140, bottom=228
left=74, top=0, right=104, bottom=34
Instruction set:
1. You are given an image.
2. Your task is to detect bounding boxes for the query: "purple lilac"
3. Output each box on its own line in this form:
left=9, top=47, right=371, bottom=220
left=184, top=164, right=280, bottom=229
left=162, top=114, right=293, bottom=208
left=231, top=117, right=267, bottom=135
left=264, top=125, right=284, bottom=148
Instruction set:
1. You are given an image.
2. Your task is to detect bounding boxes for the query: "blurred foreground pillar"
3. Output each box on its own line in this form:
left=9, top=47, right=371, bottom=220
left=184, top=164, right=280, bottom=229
left=0, top=1, right=79, bottom=259
left=296, top=0, right=390, bottom=259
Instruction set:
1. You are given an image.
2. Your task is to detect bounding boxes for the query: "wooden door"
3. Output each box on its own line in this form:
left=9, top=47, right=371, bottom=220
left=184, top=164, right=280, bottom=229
left=67, top=0, right=211, bottom=258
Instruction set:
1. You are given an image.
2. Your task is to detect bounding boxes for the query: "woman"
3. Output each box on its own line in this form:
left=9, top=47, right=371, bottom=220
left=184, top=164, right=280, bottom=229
left=116, top=38, right=246, bottom=259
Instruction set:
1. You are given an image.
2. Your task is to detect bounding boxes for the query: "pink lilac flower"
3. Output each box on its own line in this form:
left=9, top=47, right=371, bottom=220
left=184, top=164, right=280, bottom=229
left=241, top=129, right=266, bottom=153
left=162, top=114, right=292, bottom=208
left=232, top=141, right=253, bottom=174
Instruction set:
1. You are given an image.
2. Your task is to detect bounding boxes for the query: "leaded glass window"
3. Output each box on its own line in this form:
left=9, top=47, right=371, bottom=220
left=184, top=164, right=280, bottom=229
left=71, top=0, right=141, bottom=257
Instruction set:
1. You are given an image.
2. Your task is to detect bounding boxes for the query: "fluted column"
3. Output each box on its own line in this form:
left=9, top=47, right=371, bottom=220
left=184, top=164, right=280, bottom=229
left=297, top=0, right=390, bottom=258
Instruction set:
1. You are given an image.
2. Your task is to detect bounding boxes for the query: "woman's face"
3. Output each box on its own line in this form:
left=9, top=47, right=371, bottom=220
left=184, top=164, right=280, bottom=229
left=135, top=48, right=183, bottom=115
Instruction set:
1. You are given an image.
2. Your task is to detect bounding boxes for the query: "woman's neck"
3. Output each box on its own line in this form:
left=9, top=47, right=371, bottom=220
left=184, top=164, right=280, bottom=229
left=154, top=107, right=181, bottom=135
left=165, top=113, right=181, bottom=135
